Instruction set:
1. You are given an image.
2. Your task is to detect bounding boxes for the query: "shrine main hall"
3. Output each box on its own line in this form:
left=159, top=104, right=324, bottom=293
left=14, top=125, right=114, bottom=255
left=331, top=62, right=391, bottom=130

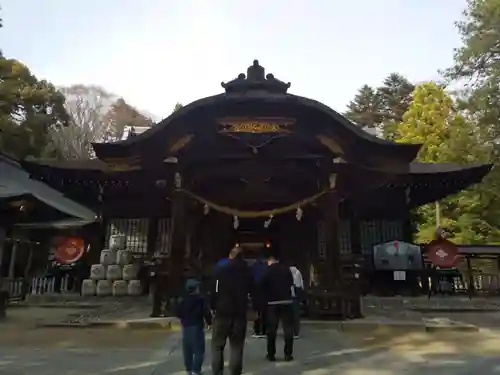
left=10, top=60, right=491, bottom=318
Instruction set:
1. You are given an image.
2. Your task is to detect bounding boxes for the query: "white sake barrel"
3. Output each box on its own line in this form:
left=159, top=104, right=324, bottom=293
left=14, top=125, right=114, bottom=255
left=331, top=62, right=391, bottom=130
left=109, top=235, right=126, bottom=250
left=116, top=250, right=132, bottom=265
left=106, top=264, right=122, bottom=281
left=112, top=280, right=128, bottom=296
left=122, top=264, right=139, bottom=281
left=100, top=249, right=116, bottom=265
left=96, top=280, right=112, bottom=296
left=127, top=280, right=142, bottom=296
left=90, top=264, right=106, bottom=280
left=81, top=279, right=96, bottom=296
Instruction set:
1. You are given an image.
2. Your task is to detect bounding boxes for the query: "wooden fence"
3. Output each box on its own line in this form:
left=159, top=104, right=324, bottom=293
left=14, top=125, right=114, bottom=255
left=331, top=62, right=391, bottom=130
left=5, top=275, right=75, bottom=300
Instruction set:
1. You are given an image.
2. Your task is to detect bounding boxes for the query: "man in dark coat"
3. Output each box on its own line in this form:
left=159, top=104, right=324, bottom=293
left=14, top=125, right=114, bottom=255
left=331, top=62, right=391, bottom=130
left=210, top=247, right=256, bottom=375
left=259, top=249, right=295, bottom=362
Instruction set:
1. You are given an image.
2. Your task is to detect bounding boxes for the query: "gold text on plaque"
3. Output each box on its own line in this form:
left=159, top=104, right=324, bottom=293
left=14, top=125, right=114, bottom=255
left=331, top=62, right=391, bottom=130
left=218, top=118, right=294, bottom=134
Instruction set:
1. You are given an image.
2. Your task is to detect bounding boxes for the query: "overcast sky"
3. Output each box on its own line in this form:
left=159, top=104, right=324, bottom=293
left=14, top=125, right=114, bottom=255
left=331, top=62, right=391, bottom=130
left=0, top=0, right=466, bottom=119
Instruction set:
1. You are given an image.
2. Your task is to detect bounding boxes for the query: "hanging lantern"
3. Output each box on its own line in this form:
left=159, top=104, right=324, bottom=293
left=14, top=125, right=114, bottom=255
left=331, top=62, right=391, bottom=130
left=203, top=204, right=210, bottom=215
left=174, top=172, right=182, bottom=188
left=296, top=206, right=303, bottom=221
left=233, top=216, right=239, bottom=229
left=329, top=173, right=337, bottom=189
left=264, top=214, right=274, bottom=228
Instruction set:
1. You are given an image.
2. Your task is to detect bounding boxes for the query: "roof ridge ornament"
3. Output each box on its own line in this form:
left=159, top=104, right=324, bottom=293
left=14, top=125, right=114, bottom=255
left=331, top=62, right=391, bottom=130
left=221, top=60, right=291, bottom=94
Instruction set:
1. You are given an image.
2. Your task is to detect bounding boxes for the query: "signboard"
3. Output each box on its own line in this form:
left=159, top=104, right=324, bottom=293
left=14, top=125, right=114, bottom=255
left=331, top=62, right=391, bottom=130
left=393, top=270, right=406, bottom=281
left=53, top=237, right=85, bottom=265
left=373, top=241, right=423, bottom=270
left=425, top=238, right=460, bottom=268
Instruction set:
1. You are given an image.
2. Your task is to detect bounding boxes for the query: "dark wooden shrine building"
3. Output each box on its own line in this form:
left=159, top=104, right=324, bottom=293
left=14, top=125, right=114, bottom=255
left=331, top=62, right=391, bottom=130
left=19, top=61, right=491, bottom=317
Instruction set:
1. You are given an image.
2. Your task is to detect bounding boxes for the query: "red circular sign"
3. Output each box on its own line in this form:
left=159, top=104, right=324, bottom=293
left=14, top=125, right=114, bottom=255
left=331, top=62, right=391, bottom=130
left=425, top=239, right=460, bottom=268
left=54, top=237, right=85, bottom=264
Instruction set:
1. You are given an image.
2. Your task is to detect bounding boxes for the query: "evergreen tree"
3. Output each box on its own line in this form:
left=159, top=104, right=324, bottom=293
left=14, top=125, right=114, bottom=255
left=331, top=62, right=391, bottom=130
left=377, top=73, right=414, bottom=139
left=345, top=73, right=414, bottom=139
left=345, top=85, right=382, bottom=128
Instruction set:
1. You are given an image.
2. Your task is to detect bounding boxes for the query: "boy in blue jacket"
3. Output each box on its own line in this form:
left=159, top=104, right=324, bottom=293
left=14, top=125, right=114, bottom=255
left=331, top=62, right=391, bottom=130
left=176, top=279, right=212, bottom=375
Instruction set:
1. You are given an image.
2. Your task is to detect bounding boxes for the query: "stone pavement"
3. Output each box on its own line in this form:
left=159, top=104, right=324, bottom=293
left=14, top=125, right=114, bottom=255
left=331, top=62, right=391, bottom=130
left=1, top=326, right=500, bottom=374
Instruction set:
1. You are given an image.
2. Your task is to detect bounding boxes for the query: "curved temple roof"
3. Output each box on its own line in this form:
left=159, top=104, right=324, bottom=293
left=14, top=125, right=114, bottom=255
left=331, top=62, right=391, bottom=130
left=92, top=60, right=422, bottom=165
left=0, top=153, right=97, bottom=226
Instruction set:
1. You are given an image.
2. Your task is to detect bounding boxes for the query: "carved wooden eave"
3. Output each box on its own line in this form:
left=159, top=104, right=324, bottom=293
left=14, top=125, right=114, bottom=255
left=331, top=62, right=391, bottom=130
left=90, top=60, right=422, bottom=167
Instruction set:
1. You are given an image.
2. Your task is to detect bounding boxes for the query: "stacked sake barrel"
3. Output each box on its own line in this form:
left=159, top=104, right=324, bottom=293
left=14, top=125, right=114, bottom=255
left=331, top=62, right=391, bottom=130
left=81, top=234, right=142, bottom=297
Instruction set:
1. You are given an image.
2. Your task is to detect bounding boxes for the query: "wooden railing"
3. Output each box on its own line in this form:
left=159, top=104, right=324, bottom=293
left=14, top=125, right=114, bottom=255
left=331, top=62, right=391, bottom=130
left=4, top=275, right=75, bottom=300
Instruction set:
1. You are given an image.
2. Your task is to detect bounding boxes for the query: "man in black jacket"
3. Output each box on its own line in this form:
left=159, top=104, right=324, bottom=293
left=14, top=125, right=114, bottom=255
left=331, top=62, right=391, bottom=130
left=210, top=247, right=256, bottom=375
left=259, top=249, right=295, bottom=362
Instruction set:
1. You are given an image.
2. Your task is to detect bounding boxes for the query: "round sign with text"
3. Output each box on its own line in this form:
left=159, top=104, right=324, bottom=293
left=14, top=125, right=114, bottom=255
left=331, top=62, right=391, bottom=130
left=425, top=239, right=460, bottom=268
left=54, top=237, right=85, bottom=264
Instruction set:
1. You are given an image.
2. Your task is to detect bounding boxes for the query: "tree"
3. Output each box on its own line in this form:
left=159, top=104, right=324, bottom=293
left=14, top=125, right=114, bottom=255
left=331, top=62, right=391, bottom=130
left=173, top=102, right=183, bottom=112
left=443, top=0, right=500, bottom=243
left=394, top=82, right=495, bottom=243
left=0, top=57, right=69, bottom=159
left=105, top=98, right=153, bottom=141
left=49, top=85, right=154, bottom=159
left=344, top=73, right=414, bottom=139
left=445, top=0, right=500, bottom=144
left=49, top=85, right=115, bottom=160
left=345, top=85, right=382, bottom=128
left=377, top=73, right=415, bottom=139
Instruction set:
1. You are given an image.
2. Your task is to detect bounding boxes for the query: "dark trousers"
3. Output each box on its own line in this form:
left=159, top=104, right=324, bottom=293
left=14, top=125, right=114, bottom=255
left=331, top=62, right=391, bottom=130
left=182, top=325, right=205, bottom=374
left=292, top=298, right=301, bottom=336
left=151, top=286, right=166, bottom=317
left=266, top=303, right=294, bottom=358
left=253, top=306, right=267, bottom=335
left=211, top=315, right=247, bottom=375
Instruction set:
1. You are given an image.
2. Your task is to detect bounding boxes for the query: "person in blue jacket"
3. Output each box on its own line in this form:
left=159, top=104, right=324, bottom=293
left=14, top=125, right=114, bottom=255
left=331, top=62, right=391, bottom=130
left=252, top=253, right=268, bottom=338
left=213, top=247, right=240, bottom=273
left=176, top=279, right=212, bottom=375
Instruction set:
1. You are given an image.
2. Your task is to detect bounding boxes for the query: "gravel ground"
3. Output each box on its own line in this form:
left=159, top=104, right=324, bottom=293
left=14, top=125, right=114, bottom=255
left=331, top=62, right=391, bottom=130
left=1, top=326, right=500, bottom=374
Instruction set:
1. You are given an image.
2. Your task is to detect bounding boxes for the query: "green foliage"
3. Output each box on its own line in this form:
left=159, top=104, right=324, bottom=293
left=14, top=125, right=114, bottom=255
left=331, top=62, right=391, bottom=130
left=0, top=57, right=69, bottom=159
left=345, top=73, right=414, bottom=139
left=173, top=102, right=183, bottom=112
left=345, top=85, right=382, bottom=127
left=440, top=0, right=500, bottom=243
left=394, top=82, right=496, bottom=243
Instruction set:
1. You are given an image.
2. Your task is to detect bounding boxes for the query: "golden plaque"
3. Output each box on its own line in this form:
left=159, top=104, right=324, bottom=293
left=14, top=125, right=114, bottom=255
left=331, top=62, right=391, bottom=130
left=218, top=117, right=294, bottom=134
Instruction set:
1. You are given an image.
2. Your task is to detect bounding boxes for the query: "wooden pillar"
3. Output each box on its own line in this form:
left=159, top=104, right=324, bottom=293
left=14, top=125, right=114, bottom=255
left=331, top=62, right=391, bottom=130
left=8, top=241, right=17, bottom=279
left=466, top=256, right=475, bottom=294
left=349, top=212, right=361, bottom=255
left=322, top=191, right=341, bottom=291
left=168, top=172, right=187, bottom=296
left=0, top=226, right=6, bottom=278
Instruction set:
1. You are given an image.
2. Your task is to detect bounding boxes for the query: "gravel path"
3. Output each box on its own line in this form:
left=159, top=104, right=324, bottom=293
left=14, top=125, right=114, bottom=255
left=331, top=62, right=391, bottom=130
left=1, top=326, right=500, bottom=374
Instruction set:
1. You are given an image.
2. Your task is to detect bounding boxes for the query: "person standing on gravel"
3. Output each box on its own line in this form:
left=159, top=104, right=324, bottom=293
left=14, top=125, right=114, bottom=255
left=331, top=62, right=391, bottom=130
left=176, top=279, right=212, bottom=375
left=289, top=264, right=304, bottom=338
left=210, top=247, right=256, bottom=375
left=260, top=248, right=295, bottom=362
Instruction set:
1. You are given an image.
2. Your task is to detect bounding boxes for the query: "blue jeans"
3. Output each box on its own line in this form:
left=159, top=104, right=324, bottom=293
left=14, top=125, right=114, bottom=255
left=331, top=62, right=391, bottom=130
left=182, top=325, right=205, bottom=374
